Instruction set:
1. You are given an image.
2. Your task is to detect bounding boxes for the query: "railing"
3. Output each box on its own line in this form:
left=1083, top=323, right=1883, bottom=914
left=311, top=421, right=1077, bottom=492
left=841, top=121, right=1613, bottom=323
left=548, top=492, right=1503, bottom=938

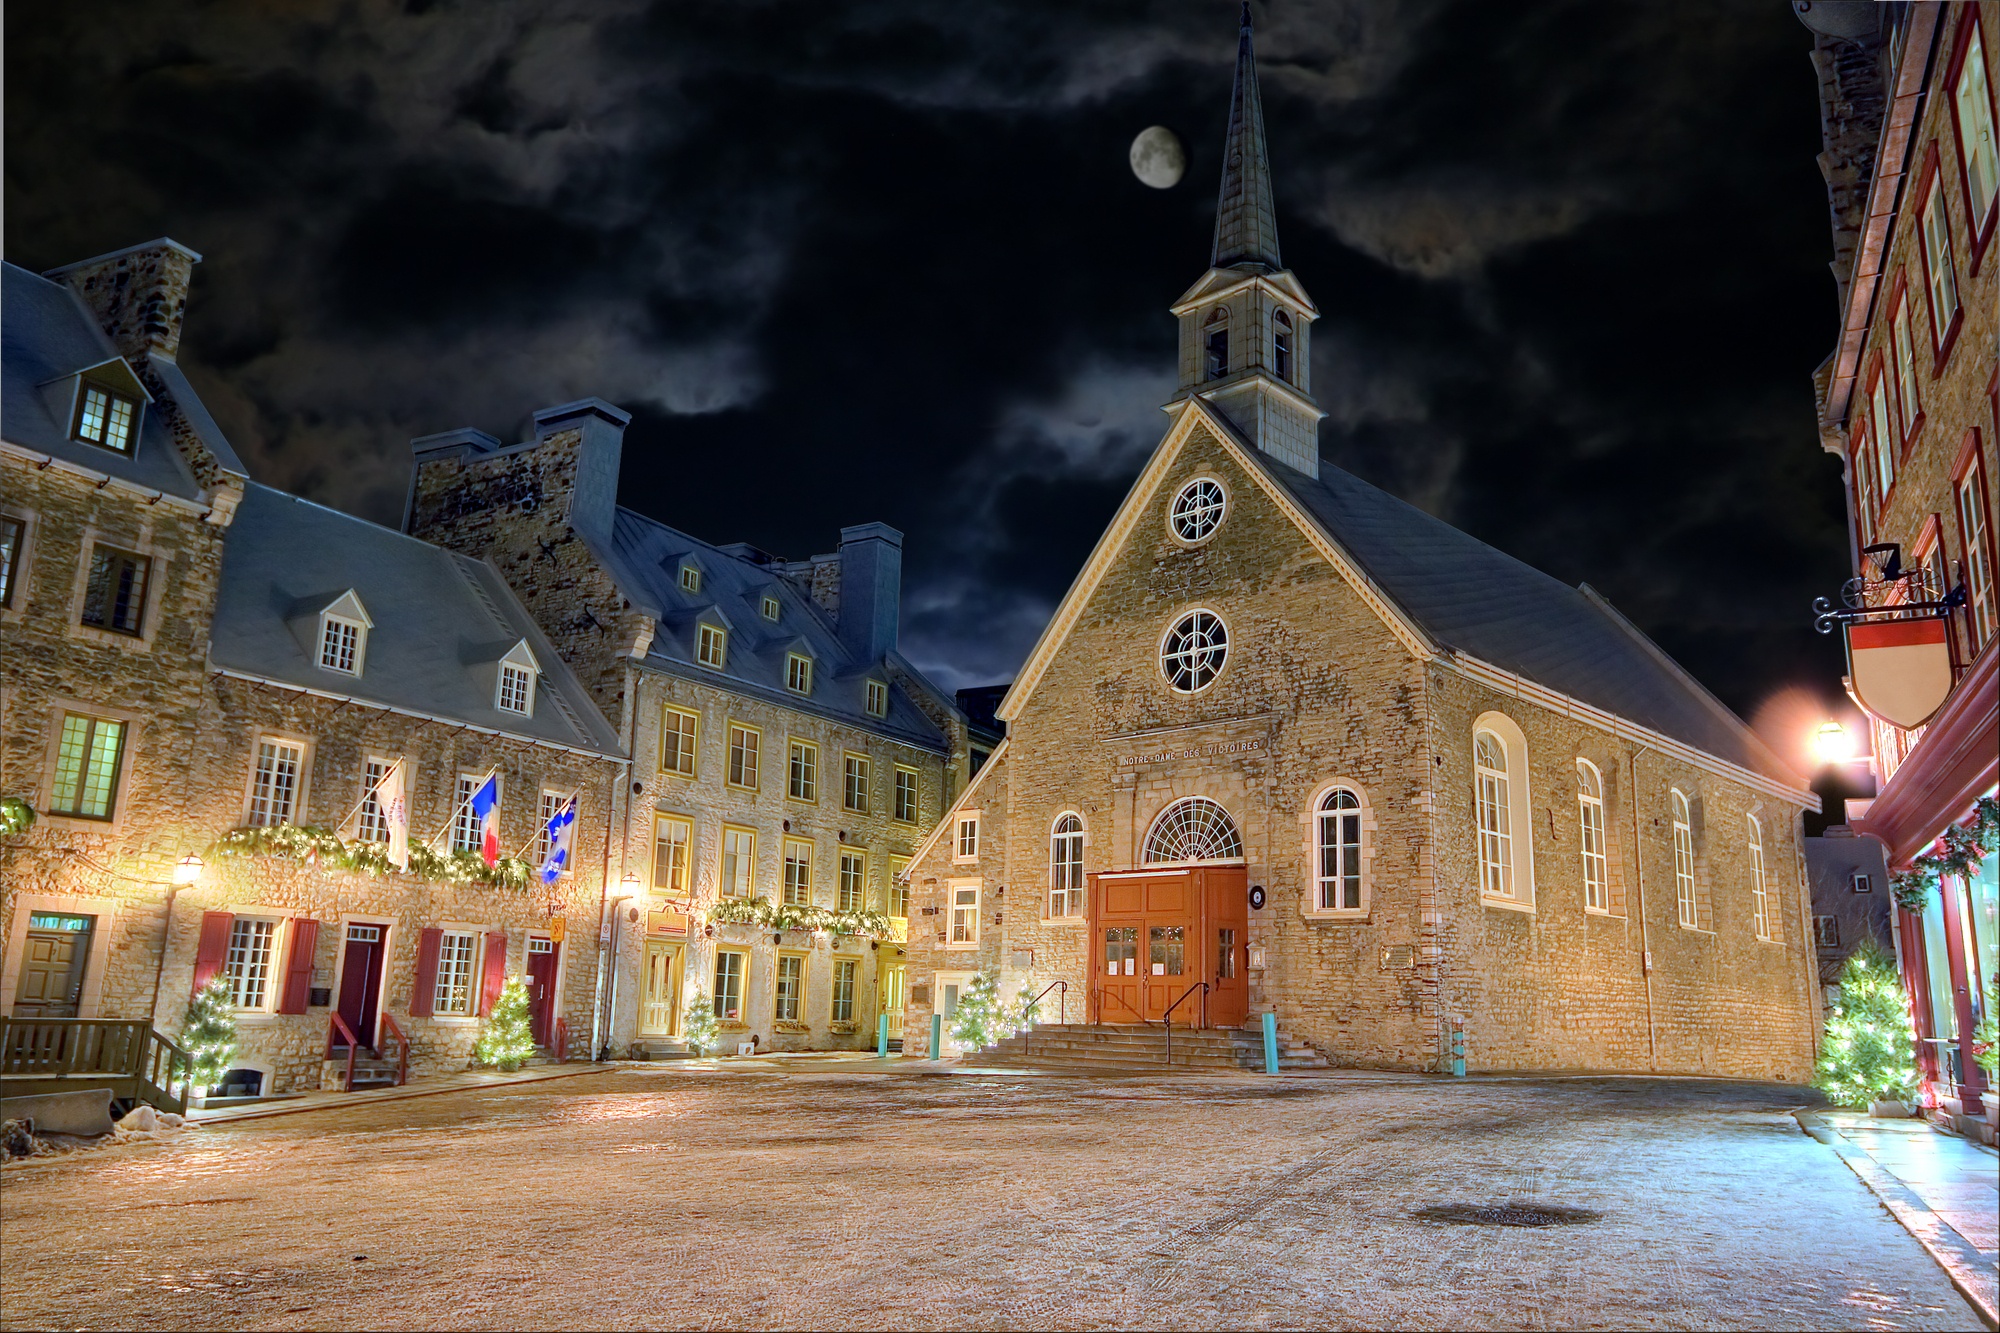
left=328, top=1013, right=360, bottom=1092
left=0, top=1019, right=191, bottom=1114
left=1021, top=980, right=1068, bottom=1058
left=553, top=1015, right=569, bottom=1063
left=1160, top=982, right=1209, bottom=1067
left=380, top=1013, right=410, bottom=1087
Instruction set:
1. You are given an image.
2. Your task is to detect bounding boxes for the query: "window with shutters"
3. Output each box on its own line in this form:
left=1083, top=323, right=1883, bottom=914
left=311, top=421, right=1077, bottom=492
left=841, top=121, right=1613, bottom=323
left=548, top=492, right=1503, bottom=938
left=696, top=624, right=727, bottom=669
left=783, top=838, right=813, bottom=907
left=1919, top=174, right=1960, bottom=351
left=224, top=918, right=279, bottom=1010
left=949, top=881, right=980, bottom=947
left=652, top=814, right=691, bottom=894
left=433, top=931, right=480, bottom=1016
left=48, top=712, right=126, bottom=821
left=1049, top=813, right=1085, bottom=918
left=79, top=545, right=150, bottom=636
left=839, top=849, right=866, bottom=912
left=894, top=766, right=919, bottom=823
left=73, top=384, right=137, bottom=453
left=1578, top=760, right=1609, bottom=914
left=775, top=953, right=805, bottom=1022
left=1313, top=788, right=1365, bottom=914
left=788, top=739, right=818, bottom=802
left=843, top=753, right=870, bottom=813
left=661, top=706, right=699, bottom=777
left=713, top=950, right=747, bottom=1021
left=727, top=723, right=760, bottom=790
left=248, top=739, right=304, bottom=828
left=1748, top=814, right=1771, bottom=941
left=831, top=958, right=858, bottom=1022
left=719, top=826, right=755, bottom=898
left=1672, top=790, right=1698, bottom=929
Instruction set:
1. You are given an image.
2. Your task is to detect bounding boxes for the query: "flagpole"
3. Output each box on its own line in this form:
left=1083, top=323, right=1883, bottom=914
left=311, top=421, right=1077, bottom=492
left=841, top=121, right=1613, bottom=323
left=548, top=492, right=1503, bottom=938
left=510, top=792, right=577, bottom=862
left=332, top=760, right=401, bottom=838
left=427, top=764, right=501, bottom=853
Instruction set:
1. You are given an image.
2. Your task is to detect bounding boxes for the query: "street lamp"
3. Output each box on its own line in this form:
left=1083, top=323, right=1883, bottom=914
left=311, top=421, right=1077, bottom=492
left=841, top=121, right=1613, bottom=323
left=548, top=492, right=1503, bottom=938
left=172, top=854, right=205, bottom=886
left=1812, top=719, right=1858, bottom=765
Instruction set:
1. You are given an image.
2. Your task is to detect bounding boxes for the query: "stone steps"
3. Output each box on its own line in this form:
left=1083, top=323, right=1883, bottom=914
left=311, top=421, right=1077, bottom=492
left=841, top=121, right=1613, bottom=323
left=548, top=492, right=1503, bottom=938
left=968, top=1023, right=1328, bottom=1072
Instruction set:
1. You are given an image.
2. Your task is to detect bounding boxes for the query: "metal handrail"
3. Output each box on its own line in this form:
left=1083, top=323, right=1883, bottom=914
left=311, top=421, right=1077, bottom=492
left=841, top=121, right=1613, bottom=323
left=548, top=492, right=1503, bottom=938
left=1160, top=981, right=1209, bottom=1067
left=379, top=1013, right=410, bottom=1086
left=1022, top=980, right=1068, bottom=1058
left=328, top=1012, right=360, bottom=1091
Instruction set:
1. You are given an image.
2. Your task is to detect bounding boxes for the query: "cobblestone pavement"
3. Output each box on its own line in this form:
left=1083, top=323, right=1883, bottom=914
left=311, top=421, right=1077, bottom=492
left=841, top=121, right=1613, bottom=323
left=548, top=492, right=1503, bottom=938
left=0, top=1068, right=1986, bottom=1331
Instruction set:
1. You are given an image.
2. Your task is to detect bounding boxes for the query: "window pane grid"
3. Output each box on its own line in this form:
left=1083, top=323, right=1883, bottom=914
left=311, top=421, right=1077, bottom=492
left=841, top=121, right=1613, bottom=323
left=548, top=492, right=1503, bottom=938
left=1170, top=479, right=1226, bottom=542
left=320, top=619, right=360, bottom=673
left=1050, top=814, right=1084, bottom=917
left=359, top=760, right=392, bottom=843
left=951, top=886, right=978, bottom=943
left=789, top=742, right=817, bottom=801
left=1672, top=793, right=1697, bottom=928
left=1748, top=817, right=1769, bottom=939
left=435, top=932, right=477, bottom=1015
left=775, top=955, right=802, bottom=1021
left=1961, top=473, right=1995, bottom=647
left=249, top=740, right=302, bottom=828
left=1143, top=797, right=1242, bottom=864
left=81, top=546, right=149, bottom=636
left=50, top=713, right=125, bottom=819
left=720, top=828, right=755, bottom=897
left=1957, top=23, right=1996, bottom=224
left=452, top=776, right=482, bottom=852
left=1474, top=734, right=1513, bottom=898
left=661, top=707, right=698, bottom=776
left=1160, top=611, right=1227, bottom=692
left=831, top=959, right=856, bottom=1022
left=894, top=768, right=918, bottom=823
left=783, top=840, right=813, bottom=907
left=225, top=919, right=277, bottom=1009
left=1, top=516, right=24, bottom=609
left=728, top=726, right=759, bottom=789
left=653, top=816, right=690, bottom=892
left=497, top=664, right=532, bottom=714
left=844, top=755, right=869, bottom=813
left=838, top=851, right=864, bottom=912
left=713, top=952, right=744, bottom=1020
left=1315, top=789, right=1362, bottom=911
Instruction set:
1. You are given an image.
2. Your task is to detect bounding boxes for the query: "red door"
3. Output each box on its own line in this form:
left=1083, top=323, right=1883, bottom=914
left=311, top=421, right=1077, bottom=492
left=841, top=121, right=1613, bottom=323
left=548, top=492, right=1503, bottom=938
left=336, top=924, right=386, bottom=1052
left=526, top=939, right=560, bottom=1046
left=1202, top=867, right=1250, bottom=1028
left=1093, top=872, right=1201, bottom=1024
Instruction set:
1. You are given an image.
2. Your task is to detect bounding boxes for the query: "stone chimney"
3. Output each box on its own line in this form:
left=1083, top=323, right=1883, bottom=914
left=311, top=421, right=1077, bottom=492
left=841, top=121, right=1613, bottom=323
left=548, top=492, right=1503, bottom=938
left=836, top=523, right=902, bottom=665
left=532, top=399, right=630, bottom=544
left=44, top=239, right=203, bottom=362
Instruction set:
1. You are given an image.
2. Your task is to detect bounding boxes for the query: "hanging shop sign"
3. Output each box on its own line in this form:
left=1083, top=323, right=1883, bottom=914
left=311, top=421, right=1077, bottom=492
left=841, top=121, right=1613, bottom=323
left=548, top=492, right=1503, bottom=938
left=1845, top=617, right=1954, bottom=729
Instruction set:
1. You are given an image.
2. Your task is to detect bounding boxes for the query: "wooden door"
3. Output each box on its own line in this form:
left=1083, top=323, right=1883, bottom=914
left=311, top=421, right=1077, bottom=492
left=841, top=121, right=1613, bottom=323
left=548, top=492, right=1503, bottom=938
left=526, top=939, right=560, bottom=1045
left=1139, top=874, right=1197, bottom=1024
left=640, top=939, right=680, bottom=1036
left=336, top=924, right=385, bottom=1050
left=880, top=964, right=906, bottom=1039
left=13, top=928, right=88, bottom=1017
left=1202, top=867, right=1250, bottom=1028
left=1091, top=872, right=1144, bottom=1023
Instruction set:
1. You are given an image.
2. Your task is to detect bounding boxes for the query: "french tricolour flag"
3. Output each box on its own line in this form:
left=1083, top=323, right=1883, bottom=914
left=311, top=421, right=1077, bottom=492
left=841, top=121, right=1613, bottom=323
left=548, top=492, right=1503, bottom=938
left=471, top=775, right=502, bottom=868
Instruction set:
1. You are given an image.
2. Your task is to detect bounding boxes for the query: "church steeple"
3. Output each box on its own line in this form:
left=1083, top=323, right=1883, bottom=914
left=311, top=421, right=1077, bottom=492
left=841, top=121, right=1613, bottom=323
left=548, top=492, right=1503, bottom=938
left=1167, top=3, right=1326, bottom=478
left=1212, top=3, right=1281, bottom=271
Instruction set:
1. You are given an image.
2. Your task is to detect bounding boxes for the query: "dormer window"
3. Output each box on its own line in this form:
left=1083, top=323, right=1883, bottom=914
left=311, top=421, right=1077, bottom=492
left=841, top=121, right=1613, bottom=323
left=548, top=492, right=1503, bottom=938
left=697, top=623, right=727, bottom=669
left=786, top=652, right=813, bottom=695
left=495, top=640, right=539, bottom=717
left=315, top=592, right=372, bottom=676
left=865, top=680, right=888, bottom=717
left=762, top=595, right=781, bottom=621
left=75, top=384, right=137, bottom=454
left=680, top=564, right=702, bottom=594
left=1204, top=309, right=1229, bottom=379
left=1273, top=310, right=1293, bottom=382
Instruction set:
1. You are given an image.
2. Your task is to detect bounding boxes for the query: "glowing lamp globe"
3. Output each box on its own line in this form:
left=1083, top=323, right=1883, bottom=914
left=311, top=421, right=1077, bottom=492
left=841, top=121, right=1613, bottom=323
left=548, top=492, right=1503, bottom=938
left=1813, top=720, right=1855, bottom=765
left=173, top=854, right=205, bottom=886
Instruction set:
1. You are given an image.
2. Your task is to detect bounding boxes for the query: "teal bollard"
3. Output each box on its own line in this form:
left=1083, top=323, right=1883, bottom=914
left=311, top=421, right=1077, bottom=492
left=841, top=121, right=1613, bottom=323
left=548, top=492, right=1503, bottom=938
left=1261, top=1011, right=1279, bottom=1075
left=930, top=1012, right=943, bottom=1060
left=1451, top=1027, right=1466, bottom=1077
left=876, top=1014, right=889, bottom=1057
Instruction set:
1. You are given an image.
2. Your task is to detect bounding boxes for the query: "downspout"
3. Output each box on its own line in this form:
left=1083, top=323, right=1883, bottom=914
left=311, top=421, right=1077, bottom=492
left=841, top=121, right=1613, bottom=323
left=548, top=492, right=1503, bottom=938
left=1627, top=745, right=1658, bottom=1070
left=596, top=664, right=642, bottom=1060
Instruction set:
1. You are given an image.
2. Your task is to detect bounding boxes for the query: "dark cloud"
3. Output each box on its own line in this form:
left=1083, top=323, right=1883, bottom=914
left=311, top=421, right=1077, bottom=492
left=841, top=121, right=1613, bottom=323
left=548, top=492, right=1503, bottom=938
left=5, top=0, right=1849, bottom=722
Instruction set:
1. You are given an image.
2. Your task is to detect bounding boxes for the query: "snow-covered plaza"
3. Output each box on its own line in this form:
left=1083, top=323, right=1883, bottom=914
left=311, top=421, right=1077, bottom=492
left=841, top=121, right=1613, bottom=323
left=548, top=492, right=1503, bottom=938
left=0, top=1065, right=1983, bottom=1330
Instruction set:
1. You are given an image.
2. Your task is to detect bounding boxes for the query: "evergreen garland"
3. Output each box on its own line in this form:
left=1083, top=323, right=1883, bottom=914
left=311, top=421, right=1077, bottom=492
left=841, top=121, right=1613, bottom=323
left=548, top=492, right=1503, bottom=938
left=948, top=968, right=1008, bottom=1052
left=1890, top=796, right=2000, bottom=911
left=682, top=987, right=720, bottom=1056
left=473, top=977, right=537, bottom=1071
left=704, top=895, right=897, bottom=940
left=181, top=978, right=238, bottom=1095
left=0, top=796, right=34, bottom=838
left=207, top=824, right=535, bottom=889
left=1814, top=941, right=1920, bottom=1108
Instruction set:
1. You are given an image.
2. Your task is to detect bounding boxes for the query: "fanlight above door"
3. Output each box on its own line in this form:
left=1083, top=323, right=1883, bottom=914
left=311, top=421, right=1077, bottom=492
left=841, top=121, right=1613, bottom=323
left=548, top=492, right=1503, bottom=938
left=1142, top=797, right=1244, bottom=864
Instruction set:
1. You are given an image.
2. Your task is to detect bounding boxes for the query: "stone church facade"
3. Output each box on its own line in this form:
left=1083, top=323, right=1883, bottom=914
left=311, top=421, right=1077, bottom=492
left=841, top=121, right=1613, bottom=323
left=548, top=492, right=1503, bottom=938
left=899, top=10, right=1823, bottom=1079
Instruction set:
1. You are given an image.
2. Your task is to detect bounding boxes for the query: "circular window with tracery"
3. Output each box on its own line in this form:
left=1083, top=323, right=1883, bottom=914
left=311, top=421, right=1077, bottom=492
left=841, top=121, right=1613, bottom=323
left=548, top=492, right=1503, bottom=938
left=1160, top=610, right=1228, bottom=692
left=1143, top=797, right=1244, bottom=863
left=1169, top=478, right=1226, bottom=543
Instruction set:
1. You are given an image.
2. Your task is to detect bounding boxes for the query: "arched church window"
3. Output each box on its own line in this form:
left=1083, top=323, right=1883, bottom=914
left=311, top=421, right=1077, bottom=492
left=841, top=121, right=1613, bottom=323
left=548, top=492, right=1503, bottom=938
left=1169, top=478, right=1226, bottom=543
left=1205, top=308, right=1230, bottom=379
left=1577, top=759, right=1608, bottom=912
left=1160, top=610, right=1227, bottom=692
left=1049, top=814, right=1084, bottom=918
left=1273, top=309, right=1293, bottom=382
left=1143, top=797, right=1243, bottom=864
left=1315, top=787, right=1363, bottom=912
left=1474, top=731, right=1513, bottom=898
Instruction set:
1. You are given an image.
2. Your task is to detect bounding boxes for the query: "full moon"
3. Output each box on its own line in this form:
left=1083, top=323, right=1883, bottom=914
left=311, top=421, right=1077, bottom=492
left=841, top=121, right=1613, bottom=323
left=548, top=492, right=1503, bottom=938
left=1129, top=126, right=1186, bottom=189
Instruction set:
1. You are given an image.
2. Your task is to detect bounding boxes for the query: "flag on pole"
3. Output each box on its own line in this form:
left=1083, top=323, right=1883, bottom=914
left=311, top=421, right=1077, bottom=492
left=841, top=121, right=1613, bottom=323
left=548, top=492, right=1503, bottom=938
left=471, top=774, right=502, bottom=867
left=538, top=796, right=577, bottom=886
left=380, top=759, right=410, bottom=871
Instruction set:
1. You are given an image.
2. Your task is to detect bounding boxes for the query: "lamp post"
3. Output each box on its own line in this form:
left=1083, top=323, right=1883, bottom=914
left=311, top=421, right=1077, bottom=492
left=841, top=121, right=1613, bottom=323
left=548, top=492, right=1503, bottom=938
left=172, top=854, right=205, bottom=886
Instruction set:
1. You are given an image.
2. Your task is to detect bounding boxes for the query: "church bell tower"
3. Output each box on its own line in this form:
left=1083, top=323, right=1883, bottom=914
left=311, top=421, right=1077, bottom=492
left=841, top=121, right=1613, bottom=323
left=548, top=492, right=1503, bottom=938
left=1168, top=3, right=1326, bottom=478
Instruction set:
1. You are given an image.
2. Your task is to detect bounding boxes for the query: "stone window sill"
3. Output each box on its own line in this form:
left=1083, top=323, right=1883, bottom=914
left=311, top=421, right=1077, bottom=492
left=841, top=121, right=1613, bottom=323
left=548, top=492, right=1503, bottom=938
left=1481, top=895, right=1536, bottom=915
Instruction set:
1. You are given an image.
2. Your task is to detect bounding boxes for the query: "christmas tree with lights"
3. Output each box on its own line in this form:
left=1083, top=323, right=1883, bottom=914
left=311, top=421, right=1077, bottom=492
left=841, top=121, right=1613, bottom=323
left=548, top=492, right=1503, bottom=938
left=473, top=977, right=536, bottom=1071
left=1814, top=941, right=1920, bottom=1108
left=682, top=988, right=719, bottom=1056
left=181, top=977, right=237, bottom=1096
left=949, top=968, right=1007, bottom=1052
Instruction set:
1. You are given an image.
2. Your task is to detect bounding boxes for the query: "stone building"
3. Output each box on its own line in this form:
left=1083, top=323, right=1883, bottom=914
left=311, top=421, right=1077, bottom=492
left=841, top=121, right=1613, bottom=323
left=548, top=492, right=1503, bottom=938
left=405, top=401, right=971, bottom=1057
left=3, top=244, right=626, bottom=1095
left=1799, top=1, right=1997, bottom=1117
left=898, top=9, right=1823, bottom=1078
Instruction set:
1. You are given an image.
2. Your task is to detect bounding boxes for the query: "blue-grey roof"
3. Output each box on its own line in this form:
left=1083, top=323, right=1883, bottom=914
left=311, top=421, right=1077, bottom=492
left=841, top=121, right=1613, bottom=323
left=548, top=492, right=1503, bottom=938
left=1239, top=445, right=1803, bottom=788
left=587, top=506, right=951, bottom=753
left=1, top=262, right=209, bottom=501
left=211, top=483, right=623, bottom=756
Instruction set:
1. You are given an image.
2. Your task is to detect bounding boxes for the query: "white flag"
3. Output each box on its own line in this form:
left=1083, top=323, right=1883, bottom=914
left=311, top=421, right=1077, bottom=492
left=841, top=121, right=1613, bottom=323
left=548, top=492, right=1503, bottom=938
left=380, top=759, right=410, bottom=871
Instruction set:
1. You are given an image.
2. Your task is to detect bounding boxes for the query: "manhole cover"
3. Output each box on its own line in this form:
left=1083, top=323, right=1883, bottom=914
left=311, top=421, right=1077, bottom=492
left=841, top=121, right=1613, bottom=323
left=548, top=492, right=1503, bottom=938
left=1413, top=1202, right=1601, bottom=1228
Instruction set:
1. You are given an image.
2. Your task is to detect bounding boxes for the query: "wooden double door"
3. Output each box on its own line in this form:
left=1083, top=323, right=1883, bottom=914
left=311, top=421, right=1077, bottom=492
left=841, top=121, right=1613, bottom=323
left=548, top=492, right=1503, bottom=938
left=1090, top=867, right=1248, bottom=1027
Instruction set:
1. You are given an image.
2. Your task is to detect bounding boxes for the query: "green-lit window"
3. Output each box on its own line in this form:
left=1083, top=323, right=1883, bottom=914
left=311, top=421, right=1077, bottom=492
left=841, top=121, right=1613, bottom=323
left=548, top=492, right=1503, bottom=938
left=49, top=713, right=126, bottom=820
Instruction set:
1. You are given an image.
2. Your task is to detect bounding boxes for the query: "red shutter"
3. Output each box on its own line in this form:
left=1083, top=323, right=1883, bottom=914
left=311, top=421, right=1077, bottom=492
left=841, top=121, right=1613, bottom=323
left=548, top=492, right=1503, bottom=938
left=191, top=912, right=235, bottom=995
left=277, top=918, right=320, bottom=1014
left=478, top=931, right=509, bottom=1015
left=409, top=927, right=442, bottom=1018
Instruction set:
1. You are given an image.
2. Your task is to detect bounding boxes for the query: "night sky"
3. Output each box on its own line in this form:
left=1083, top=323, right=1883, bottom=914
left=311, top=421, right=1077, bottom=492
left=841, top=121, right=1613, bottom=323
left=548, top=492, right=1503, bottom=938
left=5, top=1, right=1854, bottom=755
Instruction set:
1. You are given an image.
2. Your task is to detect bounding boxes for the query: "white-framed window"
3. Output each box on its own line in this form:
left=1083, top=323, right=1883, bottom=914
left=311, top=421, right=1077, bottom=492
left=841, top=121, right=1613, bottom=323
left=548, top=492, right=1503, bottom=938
left=434, top=930, right=480, bottom=1016
left=1959, top=466, right=1996, bottom=648
left=727, top=723, right=760, bottom=790
left=74, top=384, right=137, bottom=453
left=451, top=774, right=487, bottom=853
left=888, top=855, right=910, bottom=920
left=831, top=958, right=857, bottom=1022
left=358, top=757, right=399, bottom=843
left=224, top=917, right=279, bottom=1010
left=894, top=766, right=919, bottom=823
left=1314, top=788, right=1363, bottom=913
left=1204, top=307, right=1229, bottom=379
left=1672, top=789, right=1698, bottom=928
left=786, top=653, right=813, bottom=695
left=783, top=837, right=813, bottom=907
left=661, top=705, right=698, bottom=777
left=843, top=753, right=870, bottom=813
left=1920, top=176, right=1959, bottom=345
left=720, top=826, right=755, bottom=898
left=0, top=513, right=26, bottom=610
left=865, top=680, right=889, bottom=717
left=838, top=849, right=866, bottom=912
left=1143, top=797, right=1243, bottom=864
left=1956, top=17, right=1996, bottom=232
left=319, top=617, right=362, bottom=674
left=248, top=738, right=304, bottom=828
left=48, top=711, right=126, bottom=821
left=762, top=594, right=781, bottom=621
left=1049, top=813, right=1085, bottom=918
left=1474, top=732, right=1513, bottom=900
left=537, top=790, right=573, bottom=869
left=1869, top=374, right=1895, bottom=496
left=1891, top=301, right=1921, bottom=439
left=1169, top=478, right=1226, bottom=544
left=497, top=663, right=534, bottom=716
left=712, top=950, right=747, bottom=1021
left=949, top=881, right=980, bottom=946
left=1272, top=309, right=1294, bottom=382
left=954, top=813, right=980, bottom=863
left=788, top=739, right=818, bottom=801
left=1160, top=609, right=1228, bottom=693
left=697, top=623, right=727, bottom=669
left=680, top=563, right=701, bottom=594
left=775, top=953, right=805, bottom=1021
left=1748, top=813, right=1770, bottom=940
left=1578, top=759, right=1608, bottom=913
left=653, top=814, right=691, bottom=894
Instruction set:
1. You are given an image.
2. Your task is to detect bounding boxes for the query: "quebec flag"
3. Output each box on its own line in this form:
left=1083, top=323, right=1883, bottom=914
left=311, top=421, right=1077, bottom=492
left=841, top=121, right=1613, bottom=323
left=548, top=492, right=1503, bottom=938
left=471, top=775, right=502, bottom=868
left=538, top=797, right=577, bottom=885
